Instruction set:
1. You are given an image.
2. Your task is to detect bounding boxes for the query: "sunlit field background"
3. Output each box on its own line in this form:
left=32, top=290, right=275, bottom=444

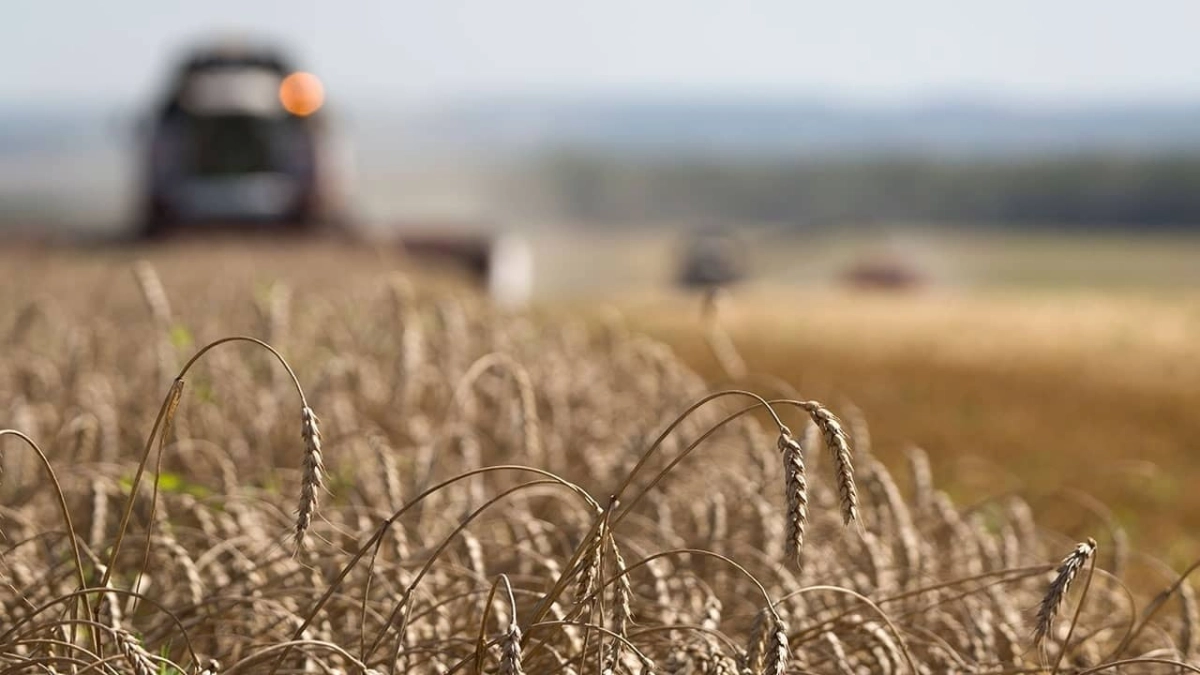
left=549, top=227, right=1200, bottom=566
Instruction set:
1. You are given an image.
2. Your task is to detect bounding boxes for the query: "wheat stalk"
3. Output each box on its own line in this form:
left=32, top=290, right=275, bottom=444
left=743, top=609, right=770, bottom=675
left=602, top=534, right=635, bottom=673
left=131, top=260, right=172, bottom=327
left=822, top=630, right=856, bottom=675
left=295, top=405, right=325, bottom=551
left=114, top=628, right=157, bottom=675
left=802, top=402, right=859, bottom=526
left=765, top=614, right=790, bottom=675
left=777, top=429, right=808, bottom=570
left=1182, top=574, right=1198, bottom=660
left=496, top=574, right=525, bottom=675
left=1034, top=537, right=1098, bottom=648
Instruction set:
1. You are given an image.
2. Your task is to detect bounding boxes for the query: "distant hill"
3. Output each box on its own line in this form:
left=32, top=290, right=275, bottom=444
left=7, top=96, right=1200, bottom=160
left=6, top=95, right=1200, bottom=230
left=385, top=96, right=1200, bottom=159
left=0, top=106, right=120, bottom=155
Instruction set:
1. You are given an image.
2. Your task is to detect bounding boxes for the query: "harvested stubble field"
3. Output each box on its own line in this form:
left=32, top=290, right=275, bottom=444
left=0, top=240, right=1197, bottom=674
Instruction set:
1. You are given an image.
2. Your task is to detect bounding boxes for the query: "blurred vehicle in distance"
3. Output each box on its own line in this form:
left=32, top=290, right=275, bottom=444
left=838, top=250, right=932, bottom=291
left=676, top=228, right=748, bottom=290
left=135, top=37, right=353, bottom=237
left=128, top=36, right=532, bottom=306
left=390, top=228, right=534, bottom=309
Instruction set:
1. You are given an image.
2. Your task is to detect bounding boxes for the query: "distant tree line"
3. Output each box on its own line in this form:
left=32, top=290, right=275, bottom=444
left=534, top=152, right=1200, bottom=229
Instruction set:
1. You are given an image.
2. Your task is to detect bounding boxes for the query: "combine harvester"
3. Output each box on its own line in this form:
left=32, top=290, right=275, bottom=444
left=133, top=36, right=533, bottom=307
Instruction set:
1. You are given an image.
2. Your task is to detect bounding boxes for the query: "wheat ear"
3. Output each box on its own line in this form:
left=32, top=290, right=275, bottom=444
left=295, top=406, right=325, bottom=551
left=500, top=575, right=525, bottom=675
left=777, top=429, right=808, bottom=570
left=765, top=614, right=790, bottom=675
left=1034, top=537, right=1098, bottom=647
left=744, top=609, right=770, bottom=675
left=114, top=628, right=157, bottom=675
left=802, top=401, right=859, bottom=526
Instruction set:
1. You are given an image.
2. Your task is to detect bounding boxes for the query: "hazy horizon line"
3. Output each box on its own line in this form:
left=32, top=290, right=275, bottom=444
left=9, top=86, right=1200, bottom=115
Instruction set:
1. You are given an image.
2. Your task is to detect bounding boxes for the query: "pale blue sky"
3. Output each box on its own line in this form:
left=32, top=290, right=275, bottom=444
left=3, top=0, right=1199, bottom=106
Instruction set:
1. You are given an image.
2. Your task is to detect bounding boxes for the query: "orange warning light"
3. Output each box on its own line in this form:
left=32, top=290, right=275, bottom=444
left=279, top=71, right=325, bottom=117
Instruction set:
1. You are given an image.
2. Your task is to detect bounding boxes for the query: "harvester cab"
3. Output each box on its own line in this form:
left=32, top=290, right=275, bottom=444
left=135, top=37, right=353, bottom=237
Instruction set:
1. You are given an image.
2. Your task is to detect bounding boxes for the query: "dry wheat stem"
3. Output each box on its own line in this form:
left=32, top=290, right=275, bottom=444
left=131, top=260, right=173, bottom=327
left=0, top=429, right=93, bottom=628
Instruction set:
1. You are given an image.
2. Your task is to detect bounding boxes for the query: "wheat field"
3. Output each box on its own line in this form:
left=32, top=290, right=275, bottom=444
left=0, top=240, right=1197, bottom=674
left=617, top=283, right=1200, bottom=565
